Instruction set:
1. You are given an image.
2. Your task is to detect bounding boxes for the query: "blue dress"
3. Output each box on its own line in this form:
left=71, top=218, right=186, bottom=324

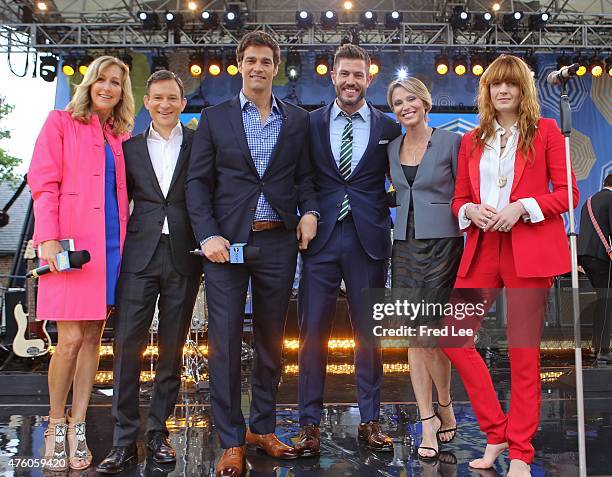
left=104, top=142, right=121, bottom=306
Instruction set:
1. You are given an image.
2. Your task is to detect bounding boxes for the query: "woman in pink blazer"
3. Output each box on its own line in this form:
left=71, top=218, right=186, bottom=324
left=28, top=55, right=134, bottom=471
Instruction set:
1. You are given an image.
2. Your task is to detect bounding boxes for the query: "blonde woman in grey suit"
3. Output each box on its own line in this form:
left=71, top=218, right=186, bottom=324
left=387, top=77, right=464, bottom=461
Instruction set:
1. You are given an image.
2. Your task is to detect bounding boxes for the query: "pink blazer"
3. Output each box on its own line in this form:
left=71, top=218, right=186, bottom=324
left=28, top=110, right=130, bottom=320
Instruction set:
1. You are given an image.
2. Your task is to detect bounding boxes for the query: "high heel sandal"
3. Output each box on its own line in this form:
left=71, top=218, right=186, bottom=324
left=66, top=411, right=93, bottom=470
left=417, top=414, right=440, bottom=461
left=436, top=400, right=457, bottom=443
left=43, top=416, right=69, bottom=471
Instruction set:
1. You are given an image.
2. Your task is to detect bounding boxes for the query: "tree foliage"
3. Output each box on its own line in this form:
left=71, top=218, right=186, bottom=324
left=0, top=95, right=21, bottom=184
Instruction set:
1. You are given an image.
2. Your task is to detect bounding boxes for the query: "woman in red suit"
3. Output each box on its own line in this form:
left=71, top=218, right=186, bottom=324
left=28, top=56, right=134, bottom=470
left=443, top=54, right=578, bottom=477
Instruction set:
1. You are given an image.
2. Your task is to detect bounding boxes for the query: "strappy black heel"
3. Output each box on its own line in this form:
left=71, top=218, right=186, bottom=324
left=417, top=414, right=440, bottom=461
left=437, top=400, right=457, bottom=443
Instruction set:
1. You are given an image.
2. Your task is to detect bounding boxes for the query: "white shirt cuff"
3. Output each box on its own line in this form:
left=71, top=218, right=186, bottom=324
left=458, top=203, right=473, bottom=230
left=518, top=198, right=544, bottom=223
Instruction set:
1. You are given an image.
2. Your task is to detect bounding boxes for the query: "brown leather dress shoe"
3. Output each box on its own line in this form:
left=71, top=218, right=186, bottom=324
left=246, top=429, right=299, bottom=459
left=357, top=421, right=394, bottom=452
left=294, top=425, right=320, bottom=457
left=215, top=445, right=245, bottom=477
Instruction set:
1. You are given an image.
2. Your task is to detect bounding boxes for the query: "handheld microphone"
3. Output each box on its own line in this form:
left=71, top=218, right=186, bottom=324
left=27, top=250, right=91, bottom=278
left=546, top=63, right=580, bottom=86
left=190, top=246, right=260, bottom=263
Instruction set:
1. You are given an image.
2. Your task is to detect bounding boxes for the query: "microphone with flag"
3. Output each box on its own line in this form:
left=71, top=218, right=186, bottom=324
left=27, top=250, right=91, bottom=278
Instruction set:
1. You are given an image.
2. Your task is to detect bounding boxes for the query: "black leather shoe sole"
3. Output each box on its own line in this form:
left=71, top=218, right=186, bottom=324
left=298, top=448, right=320, bottom=458
left=149, top=452, right=177, bottom=465
left=95, top=454, right=137, bottom=474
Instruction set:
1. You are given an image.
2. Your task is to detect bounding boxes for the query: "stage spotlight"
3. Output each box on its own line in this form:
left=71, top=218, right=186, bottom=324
left=470, top=54, right=486, bottom=76
left=503, top=11, right=523, bottom=30
left=208, top=56, right=222, bottom=76
left=285, top=50, right=301, bottom=81
left=224, top=5, right=242, bottom=28
left=573, top=55, right=587, bottom=76
left=453, top=56, right=467, bottom=76
left=61, top=56, right=76, bottom=76
left=226, top=57, right=238, bottom=76
left=435, top=55, right=449, bottom=75
left=39, top=55, right=58, bottom=82
left=138, top=11, right=160, bottom=30
left=360, top=11, right=378, bottom=29
left=119, top=52, right=133, bottom=70
left=589, top=57, right=604, bottom=77
left=321, top=10, right=338, bottom=29
left=385, top=10, right=402, bottom=28
left=189, top=54, right=204, bottom=77
left=450, top=6, right=471, bottom=30
left=152, top=54, right=169, bottom=72
left=165, top=11, right=183, bottom=28
left=295, top=10, right=313, bottom=28
left=369, top=57, right=381, bottom=76
left=474, top=12, right=492, bottom=30
left=78, top=55, right=94, bottom=76
left=200, top=10, right=219, bottom=29
left=607, top=57, right=612, bottom=77
left=529, top=12, right=549, bottom=30
left=343, top=1, right=353, bottom=10
left=492, top=3, right=501, bottom=12
left=396, top=67, right=408, bottom=80
left=315, top=54, right=331, bottom=76
left=188, top=1, right=197, bottom=11
left=37, top=1, right=47, bottom=11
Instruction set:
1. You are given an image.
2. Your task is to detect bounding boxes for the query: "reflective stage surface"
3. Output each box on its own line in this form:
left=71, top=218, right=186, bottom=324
left=0, top=355, right=611, bottom=477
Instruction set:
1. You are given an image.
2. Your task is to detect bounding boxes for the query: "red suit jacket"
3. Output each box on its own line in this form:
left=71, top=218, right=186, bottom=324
left=452, top=118, right=579, bottom=278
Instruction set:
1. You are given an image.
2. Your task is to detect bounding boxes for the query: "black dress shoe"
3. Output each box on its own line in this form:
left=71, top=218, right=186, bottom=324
left=147, top=431, right=176, bottom=464
left=96, top=444, right=137, bottom=474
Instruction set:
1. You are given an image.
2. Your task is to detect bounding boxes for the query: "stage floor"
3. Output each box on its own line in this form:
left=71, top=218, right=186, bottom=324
left=0, top=355, right=610, bottom=477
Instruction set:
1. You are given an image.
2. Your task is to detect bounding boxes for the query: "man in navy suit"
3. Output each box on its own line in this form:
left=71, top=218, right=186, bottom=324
left=185, top=32, right=319, bottom=477
left=294, top=44, right=402, bottom=456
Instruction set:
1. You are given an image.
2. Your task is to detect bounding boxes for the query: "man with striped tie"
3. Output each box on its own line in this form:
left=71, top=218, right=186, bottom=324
left=294, top=44, right=402, bottom=457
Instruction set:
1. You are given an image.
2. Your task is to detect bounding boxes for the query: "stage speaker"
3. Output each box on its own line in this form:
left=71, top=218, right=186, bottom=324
left=553, top=275, right=598, bottom=327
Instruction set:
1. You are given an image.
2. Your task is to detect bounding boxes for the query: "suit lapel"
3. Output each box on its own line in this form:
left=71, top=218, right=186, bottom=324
left=167, top=125, right=190, bottom=195
left=138, top=129, right=165, bottom=200
left=511, top=144, right=529, bottom=196
left=469, top=138, right=482, bottom=203
left=388, top=136, right=410, bottom=191
left=320, top=103, right=340, bottom=174
left=350, top=104, right=383, bottom=179
left=264, top=98, right=290, bottom=174
left=227, top=96, right=259, bottom=177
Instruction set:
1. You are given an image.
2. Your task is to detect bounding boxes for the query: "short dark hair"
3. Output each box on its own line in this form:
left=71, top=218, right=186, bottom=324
left=604, top=174, right=612, bottom=188
left=333, top=43, right=371, bottom=70
left=236, top=31, right=281, bottom=66
left=146, top=70, right=185, bottom=98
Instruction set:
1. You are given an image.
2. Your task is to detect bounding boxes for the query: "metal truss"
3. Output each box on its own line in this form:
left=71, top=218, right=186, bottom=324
left=0, top=21, right=610, bottom=53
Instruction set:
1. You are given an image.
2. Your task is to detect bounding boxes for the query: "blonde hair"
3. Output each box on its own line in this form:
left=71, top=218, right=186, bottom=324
left=66, top=55, right=134, bottom=135
left=386, top=77, right=432, bottom=118
left=474, top=54, right=540, bottom=157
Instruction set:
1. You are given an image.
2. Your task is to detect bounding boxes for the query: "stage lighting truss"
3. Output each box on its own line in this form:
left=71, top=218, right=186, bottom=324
left=152, top=53, right=169, bottom=72
left=224, top=5, right=242, bottom=28
left=200, top=10, right=219, bottom=29
left=321, top=10, right=338, bottom=29
left=285, top=49, right=301, bottom=81
left=589, top=57, right=605, bottom=77
left=360, top=11, right=378, bottom=29
left=39, top=54, right=58, bottom=82
left=369, top=57, right=381, bottom=76
left=207, top=55, right=222, bottom=76
left=77, top=54, right=93, bottom=75
left=164, top=11, right=182, bottom=29
left=138, top=10, right=160, bottom=30
left=295, top=10, right=313, bottom=28
left=315, top=53, right=331, bottom=76
left=435, top=55, right=449, bottom=75
left=385, top=10, right=402, bottom=28
left=474, top=12, right=493, bottom=31
left=189, top=53, right=205, bottom=77
left=61, top=55, right=76, bottom=76
left=470, top=54, right=487, bottom=76
left=453, top=55, right=468, bottom=75
left=450, top=6, right=471, bottom=30
left=225, top=57, right=238, bottom=76
left=529, top=12, right=550, bottom=30
left=503, top=11, right=524, bottom=30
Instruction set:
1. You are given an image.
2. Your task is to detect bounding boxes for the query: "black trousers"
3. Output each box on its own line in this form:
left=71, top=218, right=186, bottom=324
left=204, top=228, right=297, bottom=449
left=111, top=235, right=201, bottom=446
left=581, top=255, right=612, bottom=354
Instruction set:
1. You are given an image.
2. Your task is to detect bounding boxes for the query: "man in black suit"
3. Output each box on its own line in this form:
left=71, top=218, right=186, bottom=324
left=97, top=71, right=201, bottom=474
left=578, top=173, right=612, bottom=363
left=185, top=32, right=319, bottom=477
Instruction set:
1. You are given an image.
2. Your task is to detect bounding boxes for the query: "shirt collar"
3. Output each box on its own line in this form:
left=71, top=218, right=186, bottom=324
left=148, top=121, right=182, bottom=141
left=332, top=99, right=370, bottom=122
left=493, top=119, right=518, bottom=136
left=240, top=90, right=281, bottom=114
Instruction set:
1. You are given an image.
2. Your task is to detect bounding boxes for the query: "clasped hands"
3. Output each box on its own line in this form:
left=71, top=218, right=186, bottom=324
left=466, top=202, right=526, bottom=233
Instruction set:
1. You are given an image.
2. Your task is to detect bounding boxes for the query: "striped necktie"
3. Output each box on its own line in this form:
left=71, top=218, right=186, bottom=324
left=338, top=111, right=358, bottom=221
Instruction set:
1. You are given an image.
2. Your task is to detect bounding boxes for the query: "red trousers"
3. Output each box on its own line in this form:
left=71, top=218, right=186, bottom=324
left=442, top=230, right=552, bottom=464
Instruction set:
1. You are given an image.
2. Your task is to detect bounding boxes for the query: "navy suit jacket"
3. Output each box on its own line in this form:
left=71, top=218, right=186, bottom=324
left=186, top=95, right=318, bottom=244
left=304, top=102, right=402, bottom=260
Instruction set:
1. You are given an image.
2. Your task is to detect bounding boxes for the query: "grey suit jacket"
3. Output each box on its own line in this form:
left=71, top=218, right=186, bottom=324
left=388, top=128, right=462, bottom=240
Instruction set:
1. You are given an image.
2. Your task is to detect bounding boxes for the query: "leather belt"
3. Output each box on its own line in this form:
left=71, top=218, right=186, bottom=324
left=252, top=221, right=284, bottom=232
